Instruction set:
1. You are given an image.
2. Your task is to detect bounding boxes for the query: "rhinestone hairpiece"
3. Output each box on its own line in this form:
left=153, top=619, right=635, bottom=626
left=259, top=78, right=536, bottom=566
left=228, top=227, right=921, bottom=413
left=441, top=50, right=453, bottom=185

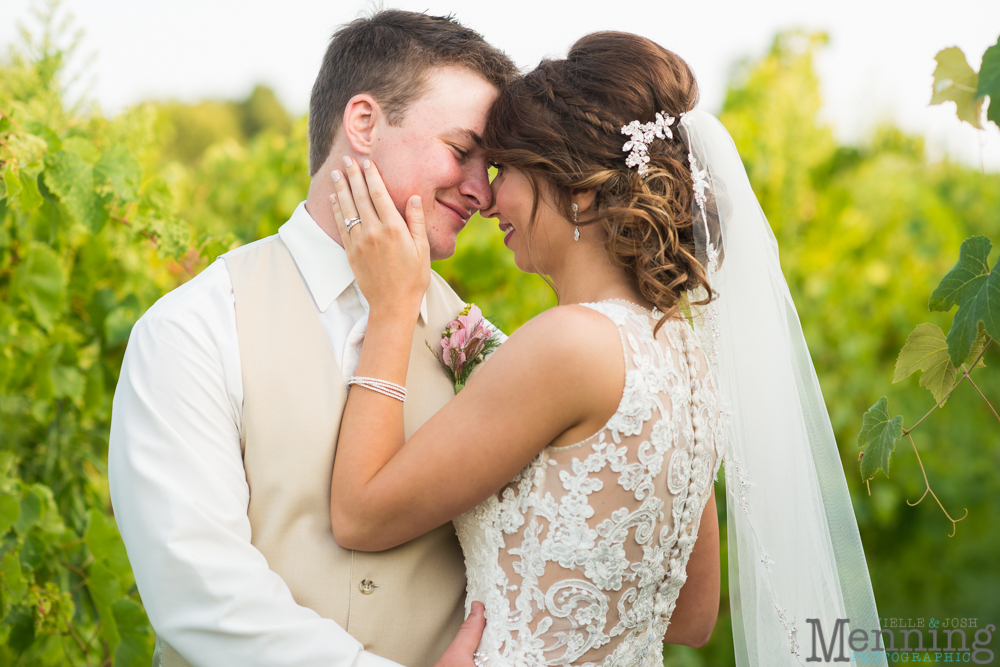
left=620, top=111, right=676, bottom=175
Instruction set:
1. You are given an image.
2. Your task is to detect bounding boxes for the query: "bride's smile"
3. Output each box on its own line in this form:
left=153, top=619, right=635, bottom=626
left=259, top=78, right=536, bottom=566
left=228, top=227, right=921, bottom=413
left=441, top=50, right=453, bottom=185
left=498, top=221, right=515, bottom=246
left=482, top=166, right=577, bottom=275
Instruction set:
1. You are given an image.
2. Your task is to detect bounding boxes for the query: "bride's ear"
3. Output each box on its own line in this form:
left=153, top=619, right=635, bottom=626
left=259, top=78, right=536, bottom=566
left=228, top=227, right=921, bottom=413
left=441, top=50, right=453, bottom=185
left=341, top=94, right=379, bottom=156
left=571, top=189, right=597, bottom=217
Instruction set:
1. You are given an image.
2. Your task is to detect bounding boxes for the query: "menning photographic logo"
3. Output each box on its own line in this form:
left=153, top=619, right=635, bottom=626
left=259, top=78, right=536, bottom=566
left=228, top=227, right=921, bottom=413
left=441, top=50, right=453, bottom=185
left=805, top=618, right=995, bottom=664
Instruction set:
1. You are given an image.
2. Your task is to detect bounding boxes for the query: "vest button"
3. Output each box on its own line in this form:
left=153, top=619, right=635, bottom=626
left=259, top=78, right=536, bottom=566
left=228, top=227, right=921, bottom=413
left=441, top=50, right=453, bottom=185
left=359, top=579, right=377, bottom=595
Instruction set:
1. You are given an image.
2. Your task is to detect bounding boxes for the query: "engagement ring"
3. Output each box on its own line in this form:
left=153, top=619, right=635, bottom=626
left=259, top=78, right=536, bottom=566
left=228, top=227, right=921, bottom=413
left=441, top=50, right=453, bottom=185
left=345, top=217, right=362, bottom=232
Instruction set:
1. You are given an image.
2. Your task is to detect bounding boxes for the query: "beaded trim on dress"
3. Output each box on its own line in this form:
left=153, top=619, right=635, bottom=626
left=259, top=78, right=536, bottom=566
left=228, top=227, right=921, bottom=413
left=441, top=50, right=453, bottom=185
left=454, top=301, right=726, bottom=667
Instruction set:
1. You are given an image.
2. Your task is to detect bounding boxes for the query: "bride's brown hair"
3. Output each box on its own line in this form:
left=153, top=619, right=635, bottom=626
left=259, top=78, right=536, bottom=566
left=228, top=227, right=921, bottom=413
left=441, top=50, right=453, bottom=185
left=483, top=31, right=713, bottom=333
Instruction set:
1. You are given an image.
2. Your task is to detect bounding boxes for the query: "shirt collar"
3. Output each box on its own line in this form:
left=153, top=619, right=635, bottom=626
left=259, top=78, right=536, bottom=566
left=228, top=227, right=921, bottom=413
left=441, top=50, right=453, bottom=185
left=278, top=202, right=428, bottom=323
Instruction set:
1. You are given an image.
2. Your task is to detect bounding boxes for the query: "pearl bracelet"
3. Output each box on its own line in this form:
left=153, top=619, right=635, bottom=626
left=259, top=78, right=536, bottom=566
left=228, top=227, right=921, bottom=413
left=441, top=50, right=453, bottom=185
left=347, top=376, right=407, bottom=402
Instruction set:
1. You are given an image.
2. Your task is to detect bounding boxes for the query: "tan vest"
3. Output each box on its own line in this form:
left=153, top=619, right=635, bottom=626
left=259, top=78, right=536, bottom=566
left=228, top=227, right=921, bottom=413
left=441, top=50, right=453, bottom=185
left=158, top=237, right=468, bottom=667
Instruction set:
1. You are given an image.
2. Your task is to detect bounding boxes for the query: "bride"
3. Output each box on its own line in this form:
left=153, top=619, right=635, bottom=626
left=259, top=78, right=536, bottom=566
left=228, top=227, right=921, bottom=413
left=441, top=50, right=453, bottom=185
left=327, top=32, right=884, bottom=667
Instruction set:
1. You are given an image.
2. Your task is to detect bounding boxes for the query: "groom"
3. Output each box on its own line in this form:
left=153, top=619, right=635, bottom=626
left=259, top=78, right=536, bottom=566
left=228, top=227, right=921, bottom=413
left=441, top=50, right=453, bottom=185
left=108, top=10, right=516, bottom=667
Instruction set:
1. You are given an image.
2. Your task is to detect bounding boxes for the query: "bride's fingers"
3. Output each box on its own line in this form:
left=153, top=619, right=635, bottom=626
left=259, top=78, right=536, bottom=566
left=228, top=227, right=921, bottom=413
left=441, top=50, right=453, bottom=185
left=329, top=192, right=352, bottom=250
left=405, top=195, right=428, bottom=257
left=331, top=169, right=361, bottom=229
left=342, top=156, right=382, bottom=228
left=362, top=160, right=403, bottom=231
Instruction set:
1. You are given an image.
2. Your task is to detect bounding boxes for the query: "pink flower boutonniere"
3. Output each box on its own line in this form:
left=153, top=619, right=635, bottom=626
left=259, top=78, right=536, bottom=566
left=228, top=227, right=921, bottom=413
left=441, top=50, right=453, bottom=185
left=432, top=304, right=504, bottom=393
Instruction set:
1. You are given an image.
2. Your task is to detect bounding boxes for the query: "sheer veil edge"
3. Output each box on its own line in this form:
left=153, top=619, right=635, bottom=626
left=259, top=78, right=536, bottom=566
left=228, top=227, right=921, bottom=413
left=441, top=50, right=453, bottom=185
left=680, top=109, right=886, bottom=667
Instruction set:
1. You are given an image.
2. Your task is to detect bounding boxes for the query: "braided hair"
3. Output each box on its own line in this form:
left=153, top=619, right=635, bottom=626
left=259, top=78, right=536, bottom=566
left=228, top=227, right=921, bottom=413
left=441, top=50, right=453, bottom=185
left=483, top=31, right=713, bottom=333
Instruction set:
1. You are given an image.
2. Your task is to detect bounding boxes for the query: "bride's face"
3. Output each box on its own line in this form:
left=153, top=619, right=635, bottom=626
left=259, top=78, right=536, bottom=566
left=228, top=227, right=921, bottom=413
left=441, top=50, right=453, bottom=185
left=481, top=166, right=570, bottom=274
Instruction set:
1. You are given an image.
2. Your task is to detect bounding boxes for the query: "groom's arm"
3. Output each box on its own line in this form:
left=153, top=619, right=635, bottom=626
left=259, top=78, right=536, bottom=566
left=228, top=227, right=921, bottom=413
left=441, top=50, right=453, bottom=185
left=108, top=261, right=402, bottom=667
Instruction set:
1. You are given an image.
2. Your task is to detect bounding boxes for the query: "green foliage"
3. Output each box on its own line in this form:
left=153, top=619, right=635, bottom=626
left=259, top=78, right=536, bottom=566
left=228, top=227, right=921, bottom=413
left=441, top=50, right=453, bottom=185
left=3, top=8, right=998, bottom=666
left=931, top=47, right=984, bottom=129
left=928, top=236, right=1000, bottom=365
left=858, top=397, right=904, bottom=481
left=711, top=28, right=1000, bottom=666
left=976, top=38, right=1000, bottom=126
left=237, top=84, right=292, bottom=138
left=892, top=322, right=985, bottom=404
left=0, top=6, right=214, bottom=663
left=153, top=99, right=244, bottom=165
left=932, top=36, right=1000, bottom=129
left=151, top=84, right=293, bottom=166
left=432, top=209, right=557, bottom=331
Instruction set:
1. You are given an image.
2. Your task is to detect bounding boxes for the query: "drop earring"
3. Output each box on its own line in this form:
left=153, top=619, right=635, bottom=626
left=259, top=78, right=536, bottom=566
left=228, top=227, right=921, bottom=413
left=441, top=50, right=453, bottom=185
left=572, top=203, right=580, bottom=241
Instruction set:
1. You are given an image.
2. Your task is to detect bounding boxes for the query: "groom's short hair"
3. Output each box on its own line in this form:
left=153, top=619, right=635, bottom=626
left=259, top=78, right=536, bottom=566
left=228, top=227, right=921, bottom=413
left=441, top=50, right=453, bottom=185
left=308, top=10, right=517, bottom=176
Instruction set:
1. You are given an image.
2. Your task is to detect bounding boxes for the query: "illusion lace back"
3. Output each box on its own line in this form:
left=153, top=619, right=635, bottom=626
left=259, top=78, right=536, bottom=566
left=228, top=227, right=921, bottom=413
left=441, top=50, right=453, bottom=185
left=454, top=301, right=726, bottom=667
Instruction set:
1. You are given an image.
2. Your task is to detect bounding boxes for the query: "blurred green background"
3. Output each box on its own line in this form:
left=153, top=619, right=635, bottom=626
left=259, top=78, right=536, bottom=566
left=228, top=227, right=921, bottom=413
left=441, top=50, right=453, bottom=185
left=1, top=8, right=998, bottom=666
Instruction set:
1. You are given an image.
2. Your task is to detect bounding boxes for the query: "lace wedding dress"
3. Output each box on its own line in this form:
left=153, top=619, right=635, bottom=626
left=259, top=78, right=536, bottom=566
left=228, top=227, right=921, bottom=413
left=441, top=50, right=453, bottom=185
left=454, top=300, right=726, bottom=667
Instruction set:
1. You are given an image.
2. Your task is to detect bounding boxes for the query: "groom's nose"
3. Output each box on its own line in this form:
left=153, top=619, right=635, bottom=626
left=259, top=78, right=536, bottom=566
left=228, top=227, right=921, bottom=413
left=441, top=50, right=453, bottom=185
left=458, top=166, right=493, bottom=213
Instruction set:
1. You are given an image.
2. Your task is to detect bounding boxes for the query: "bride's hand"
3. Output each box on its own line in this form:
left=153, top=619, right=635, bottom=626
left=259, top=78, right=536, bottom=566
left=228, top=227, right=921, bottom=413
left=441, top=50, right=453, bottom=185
left=330, top=156, right=430, bottom=322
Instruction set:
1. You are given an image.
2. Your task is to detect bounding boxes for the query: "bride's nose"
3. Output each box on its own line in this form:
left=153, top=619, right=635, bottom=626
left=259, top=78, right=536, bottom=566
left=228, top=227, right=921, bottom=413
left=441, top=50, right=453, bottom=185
left=480, top=179, right=502, bottom=220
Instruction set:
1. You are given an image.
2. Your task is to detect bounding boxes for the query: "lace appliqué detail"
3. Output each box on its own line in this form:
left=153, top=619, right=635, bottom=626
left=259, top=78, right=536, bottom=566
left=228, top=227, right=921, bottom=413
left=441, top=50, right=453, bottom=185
left=454, top=302, right=724, bottom=667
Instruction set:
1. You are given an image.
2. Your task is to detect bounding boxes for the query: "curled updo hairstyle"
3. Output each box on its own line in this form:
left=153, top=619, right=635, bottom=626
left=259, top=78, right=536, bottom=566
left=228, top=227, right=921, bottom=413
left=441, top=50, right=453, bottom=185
left=483, top=32, right=714, bottom=333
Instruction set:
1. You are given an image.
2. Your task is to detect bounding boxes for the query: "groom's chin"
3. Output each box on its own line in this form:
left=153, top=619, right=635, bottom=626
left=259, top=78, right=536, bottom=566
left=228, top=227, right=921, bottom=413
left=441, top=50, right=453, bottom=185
left=426, top=232, right=459, bottom=262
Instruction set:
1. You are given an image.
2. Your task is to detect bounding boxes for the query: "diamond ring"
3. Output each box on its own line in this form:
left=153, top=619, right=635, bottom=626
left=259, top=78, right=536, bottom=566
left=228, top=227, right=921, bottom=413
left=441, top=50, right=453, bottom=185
left=345, top=217, right=362, bottom=232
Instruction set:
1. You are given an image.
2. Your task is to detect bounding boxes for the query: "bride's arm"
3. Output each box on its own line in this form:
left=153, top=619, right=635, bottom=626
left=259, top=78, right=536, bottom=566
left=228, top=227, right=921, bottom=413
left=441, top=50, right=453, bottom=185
left=333, top=302, right=621, bottom=551
left=663, top=487, right=720, bottom=648
left=327, top=159, right=622, bottom=552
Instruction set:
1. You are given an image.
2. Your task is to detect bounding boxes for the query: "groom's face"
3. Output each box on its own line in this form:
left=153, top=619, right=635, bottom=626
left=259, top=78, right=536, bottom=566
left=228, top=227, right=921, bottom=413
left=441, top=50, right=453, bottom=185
left=371, top=67, right=498, bottom=260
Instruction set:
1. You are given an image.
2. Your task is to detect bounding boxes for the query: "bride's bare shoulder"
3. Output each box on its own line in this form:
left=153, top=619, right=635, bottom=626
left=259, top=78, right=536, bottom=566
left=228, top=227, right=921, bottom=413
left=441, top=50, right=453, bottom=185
left=488, top=304, right=624, bottom=384
left=514, top=303, right=619, bottom=345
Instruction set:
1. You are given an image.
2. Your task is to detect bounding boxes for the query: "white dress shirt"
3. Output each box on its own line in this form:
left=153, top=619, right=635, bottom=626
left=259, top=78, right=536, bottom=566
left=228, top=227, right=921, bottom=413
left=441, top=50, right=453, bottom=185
left=108, top=202, right=427, bottom=667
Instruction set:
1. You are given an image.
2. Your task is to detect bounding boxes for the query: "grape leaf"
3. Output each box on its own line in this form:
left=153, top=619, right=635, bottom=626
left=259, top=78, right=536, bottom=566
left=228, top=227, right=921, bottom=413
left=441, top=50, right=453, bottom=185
left=17, top=169, right=43, bottom=212
left=3, top=163, right=22, bottom=203
left=83, top=363, right=106, bottom=414
left=5, top=133, right=47, bottom=166
left=929, top=236, right=991, bottom=311
left=198, top=231, right=238, bottom=263
left=62, top=136, right=100, bottom=163
left=145, top=215, right=192, bottom=259
left=947, top=267, right=1000, bottom=366
left=95, top=145, right=141, bottom=203
left=5, top=605, right=34, bottom=653
left=959, top=324, right=987, bottom=371
left=87, top=562, right=124, bottom=613
left=112, top=598, right=154, bottom=667
left=976, top=37, right=1000, bottom=127
left=894, top=322, right=986, bottom=403
left=858, top=397, right=904, bottom=481
left=931, top=47, right=983, bottom=128
left=12, top=488, right=41, bottom=535
left=1, top=550, right=27, bottom=602
left=84, top=509, right=132, bottom=575
left=15, top=484, right=64, bottom=536
left=86, top=561, right=123, bottom=651
left=1, top=161, right=43, bottom=213
left=37, top=493, right=65, bottom=534
left=50, top=365, right=85, bottom=403
left=927, top=236, right=1000, bottom=364
left=43, top=149, right=108, bottom=233
left=0, top=491, right=20, bottom=536
left=104, top=294, right=141, bottom=348
left=12, top=243, right=65, bottom=332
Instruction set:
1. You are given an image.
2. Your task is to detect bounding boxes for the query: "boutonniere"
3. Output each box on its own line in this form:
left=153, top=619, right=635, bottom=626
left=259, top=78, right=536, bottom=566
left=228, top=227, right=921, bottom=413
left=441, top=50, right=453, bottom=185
left=431, top=303, right=504, bottom=393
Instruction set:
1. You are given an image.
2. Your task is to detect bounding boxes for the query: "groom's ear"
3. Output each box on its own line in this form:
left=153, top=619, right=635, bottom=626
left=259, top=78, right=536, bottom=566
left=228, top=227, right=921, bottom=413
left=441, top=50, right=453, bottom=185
left=342, top=94, right=379, bottom=156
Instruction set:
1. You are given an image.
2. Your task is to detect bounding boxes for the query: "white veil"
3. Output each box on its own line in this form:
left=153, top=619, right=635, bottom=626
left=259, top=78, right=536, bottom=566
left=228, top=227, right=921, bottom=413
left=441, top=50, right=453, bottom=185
left=678, top=109, right=886, bottom=666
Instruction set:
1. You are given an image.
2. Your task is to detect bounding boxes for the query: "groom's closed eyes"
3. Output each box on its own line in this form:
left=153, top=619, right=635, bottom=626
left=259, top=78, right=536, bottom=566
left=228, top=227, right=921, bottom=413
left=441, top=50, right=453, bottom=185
left=441, top=128, right=487, bottom=162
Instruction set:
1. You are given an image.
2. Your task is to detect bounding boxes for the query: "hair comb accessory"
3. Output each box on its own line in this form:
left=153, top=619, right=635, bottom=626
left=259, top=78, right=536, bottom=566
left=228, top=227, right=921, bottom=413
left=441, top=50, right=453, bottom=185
left=620, top=111, right=676, bottom=175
